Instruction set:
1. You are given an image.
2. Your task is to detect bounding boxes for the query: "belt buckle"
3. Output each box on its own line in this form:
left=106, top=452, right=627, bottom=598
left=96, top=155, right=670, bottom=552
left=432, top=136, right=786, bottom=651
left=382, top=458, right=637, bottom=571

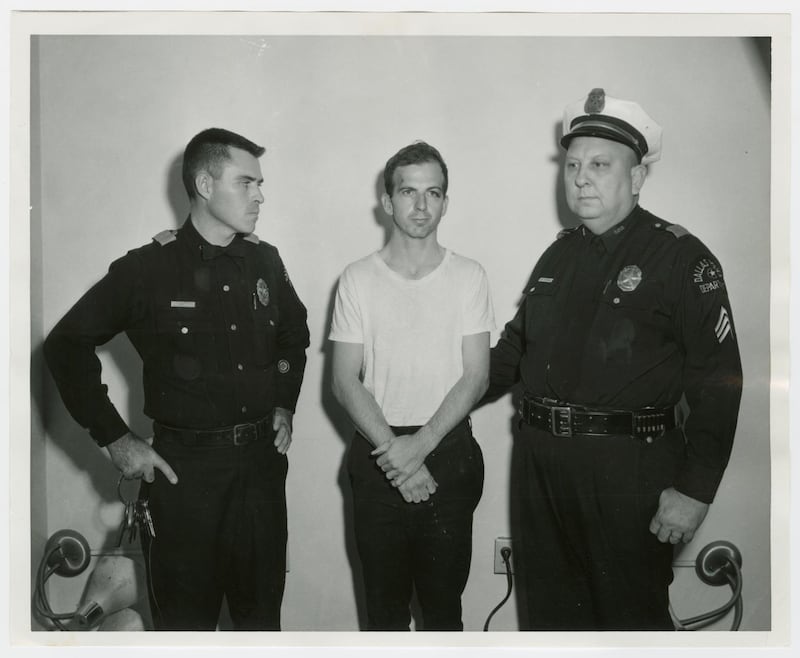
left=233, top=423, right=257, bottom=446
left=550, top=406, right=573, bottom=437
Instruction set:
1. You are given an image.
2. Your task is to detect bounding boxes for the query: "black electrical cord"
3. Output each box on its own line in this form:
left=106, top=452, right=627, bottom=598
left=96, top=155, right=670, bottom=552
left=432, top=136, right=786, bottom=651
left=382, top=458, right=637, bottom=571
left=483, top=547, right=513, bottom=631
left=33, top=546, right=74, bottom=630
left=676, top=558, right=743, bottom=631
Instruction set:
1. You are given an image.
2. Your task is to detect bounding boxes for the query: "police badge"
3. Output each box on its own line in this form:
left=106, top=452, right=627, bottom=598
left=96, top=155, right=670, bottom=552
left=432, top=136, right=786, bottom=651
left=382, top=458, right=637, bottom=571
left=256, top=278, right=270, bottom=307
left=617, top=265, right=643, bottom=292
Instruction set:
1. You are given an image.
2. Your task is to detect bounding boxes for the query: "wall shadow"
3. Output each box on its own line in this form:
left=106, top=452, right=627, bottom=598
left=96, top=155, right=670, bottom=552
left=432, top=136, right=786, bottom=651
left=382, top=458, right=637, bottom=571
left=30, top=152, right=190, bottom=629
left=319, top=282, right=368, bottom=630
left=317, top=168, right=399, bottom=630
left=165, top=152, right=189, bottom=227
left=749, top=36, right=772, bottom=102
left=371, top=170, right=393, bottom=245
left=552, top=119, right=580, bottom=232
left=478, top=281, right=531, bottom=629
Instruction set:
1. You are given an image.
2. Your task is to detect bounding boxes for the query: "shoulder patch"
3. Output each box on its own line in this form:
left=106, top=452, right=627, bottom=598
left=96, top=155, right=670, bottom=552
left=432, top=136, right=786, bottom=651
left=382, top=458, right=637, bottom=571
left=691, top=254, right=726, bottom=296
left=152, top=229, right=177, bottom=246
left=243, top=233, right=260, bottom=244
left=665, top=224, right=690, bottom=239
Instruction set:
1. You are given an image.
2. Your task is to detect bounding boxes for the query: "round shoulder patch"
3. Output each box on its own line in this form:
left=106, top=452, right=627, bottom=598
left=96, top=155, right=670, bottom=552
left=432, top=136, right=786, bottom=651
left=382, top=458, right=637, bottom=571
left=691, top=254, right=726, bottom=295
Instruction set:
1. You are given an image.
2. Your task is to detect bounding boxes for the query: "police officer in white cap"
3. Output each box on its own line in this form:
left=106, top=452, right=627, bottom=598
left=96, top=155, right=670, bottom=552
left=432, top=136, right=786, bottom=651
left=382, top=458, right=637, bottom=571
left=487, top=88, right=743, bottom=629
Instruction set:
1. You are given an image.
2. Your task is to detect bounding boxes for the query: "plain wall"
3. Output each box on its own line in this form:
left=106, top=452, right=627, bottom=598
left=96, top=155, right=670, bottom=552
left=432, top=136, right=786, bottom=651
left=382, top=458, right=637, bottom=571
left=31, top=34, right=771, bottom=632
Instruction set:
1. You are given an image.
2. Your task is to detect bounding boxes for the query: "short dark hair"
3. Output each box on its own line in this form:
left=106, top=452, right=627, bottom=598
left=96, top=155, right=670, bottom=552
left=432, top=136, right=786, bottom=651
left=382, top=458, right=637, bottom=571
left=383, top=141, right=449, bottom=196
left=182, top=128, right=266, bottom=199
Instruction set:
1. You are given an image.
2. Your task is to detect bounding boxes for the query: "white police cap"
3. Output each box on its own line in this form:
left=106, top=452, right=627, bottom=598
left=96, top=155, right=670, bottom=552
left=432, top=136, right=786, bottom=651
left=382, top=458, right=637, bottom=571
left=560, top=88, right=663, bottom=165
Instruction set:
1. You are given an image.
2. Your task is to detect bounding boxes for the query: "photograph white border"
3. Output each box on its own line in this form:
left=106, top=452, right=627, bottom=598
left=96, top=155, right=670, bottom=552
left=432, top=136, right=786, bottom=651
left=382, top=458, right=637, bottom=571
left=5, top=2, right=795, bottom=657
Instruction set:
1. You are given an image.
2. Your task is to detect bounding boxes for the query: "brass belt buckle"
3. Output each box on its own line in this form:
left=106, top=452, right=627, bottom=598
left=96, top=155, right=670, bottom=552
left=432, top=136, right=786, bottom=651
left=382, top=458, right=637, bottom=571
left=233, top=423, right=257, bottom=446
left=551, top=406, right=573, bottom=437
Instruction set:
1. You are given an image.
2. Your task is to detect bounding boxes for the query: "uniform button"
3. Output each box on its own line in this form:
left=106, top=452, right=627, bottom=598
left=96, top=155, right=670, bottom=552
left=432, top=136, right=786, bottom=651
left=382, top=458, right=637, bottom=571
left=223, top=284, right=230, bottom=292
left=269, top=320, right=275, bottom=327
left=241, top=406, right=247, bottom=414
left=645, top=436, right=654, bottom=444
left=230, top=324, right=237, bottom=331
left=613, top=297, right=620, bottom=304
left=237, top=363, right=244, bottom=371
left=180, top=326, right=189, bottom=334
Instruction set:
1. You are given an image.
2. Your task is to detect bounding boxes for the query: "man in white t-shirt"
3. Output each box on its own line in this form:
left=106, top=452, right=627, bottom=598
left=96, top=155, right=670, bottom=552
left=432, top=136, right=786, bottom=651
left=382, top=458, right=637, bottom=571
left=329, top=142, right=494, bottom=631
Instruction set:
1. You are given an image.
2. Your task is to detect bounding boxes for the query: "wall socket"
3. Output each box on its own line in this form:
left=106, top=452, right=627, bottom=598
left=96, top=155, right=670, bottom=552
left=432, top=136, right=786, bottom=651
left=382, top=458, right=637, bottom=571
left=494, top=537, right=514, bottom=574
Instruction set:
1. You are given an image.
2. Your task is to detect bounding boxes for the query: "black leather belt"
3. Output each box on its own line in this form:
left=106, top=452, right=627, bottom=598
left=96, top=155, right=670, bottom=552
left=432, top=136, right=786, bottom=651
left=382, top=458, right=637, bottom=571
left=519, top=396, right=677, bottom=440
left=154, top=416, right=273, bottom=447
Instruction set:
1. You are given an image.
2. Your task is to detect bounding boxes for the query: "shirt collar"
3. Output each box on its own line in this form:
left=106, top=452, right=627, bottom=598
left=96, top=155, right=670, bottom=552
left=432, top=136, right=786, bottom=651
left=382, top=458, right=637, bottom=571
left=582, top=205, right=642, bottom=254
left=179, top=216, right=247, bottom=260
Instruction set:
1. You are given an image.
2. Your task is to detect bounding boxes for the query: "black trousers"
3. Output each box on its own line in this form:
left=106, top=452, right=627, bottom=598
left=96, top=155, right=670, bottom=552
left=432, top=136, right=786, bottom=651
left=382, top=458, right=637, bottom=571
left=514, top=424, right=684, bottom=631
left=140, top=429, right=288, bottom=630
left=349, top=419, right=484, bottom=631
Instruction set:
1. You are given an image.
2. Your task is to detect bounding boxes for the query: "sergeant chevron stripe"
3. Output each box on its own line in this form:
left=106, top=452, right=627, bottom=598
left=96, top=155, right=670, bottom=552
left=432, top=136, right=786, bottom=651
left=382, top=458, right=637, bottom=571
left=715, top=306, right=732, bottom=343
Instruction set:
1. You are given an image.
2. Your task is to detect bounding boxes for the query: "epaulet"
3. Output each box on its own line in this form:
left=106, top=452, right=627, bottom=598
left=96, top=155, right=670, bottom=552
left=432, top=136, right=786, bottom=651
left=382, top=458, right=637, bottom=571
left=243, top=233, right=260, bottom=244
left=557, top=226, right=580, bottom=240
left=152, top=229, right=177, bottom=246
left=664, top=224, right=690, bottom=239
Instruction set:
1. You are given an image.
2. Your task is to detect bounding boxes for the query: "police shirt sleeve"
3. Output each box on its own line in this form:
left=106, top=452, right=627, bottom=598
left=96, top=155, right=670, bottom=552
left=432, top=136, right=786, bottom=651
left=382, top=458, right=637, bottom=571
left=485, top=269, right=537, bottom=402
left=273, top=250, right=310, bottom=412
left=43, top=253, right=142, bottom=446
left=672, top=242, right=743, bottom=503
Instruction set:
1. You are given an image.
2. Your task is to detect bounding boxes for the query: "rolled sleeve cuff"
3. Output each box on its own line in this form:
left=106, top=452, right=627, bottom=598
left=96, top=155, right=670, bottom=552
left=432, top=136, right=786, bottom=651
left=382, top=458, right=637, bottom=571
left=88, top=406, right=130, bottom=447
left=673, top=462, right=724, bottom=505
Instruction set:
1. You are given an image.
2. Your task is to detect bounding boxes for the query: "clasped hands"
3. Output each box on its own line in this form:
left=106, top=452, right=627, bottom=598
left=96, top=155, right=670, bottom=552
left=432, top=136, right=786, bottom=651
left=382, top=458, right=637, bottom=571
left=372, top=434, right=437, bottom=504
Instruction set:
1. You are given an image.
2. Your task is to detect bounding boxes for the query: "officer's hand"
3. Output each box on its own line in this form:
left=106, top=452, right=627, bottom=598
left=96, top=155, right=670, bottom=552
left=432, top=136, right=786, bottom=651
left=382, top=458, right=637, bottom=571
left=649, top=487, right=709, bottom=544
left=273, top=407, right=293, bottom=454
left=397, top=465, right=438, bottom=504
left=372, top=435, right=427, bottom=488
left=106, top=432, right=178, bottom=484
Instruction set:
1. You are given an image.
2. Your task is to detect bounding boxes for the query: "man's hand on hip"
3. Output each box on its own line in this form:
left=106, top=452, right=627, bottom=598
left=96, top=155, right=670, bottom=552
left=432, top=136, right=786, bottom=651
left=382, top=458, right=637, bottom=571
left=649, top=487, right=709, bottom=544
left=106, top=432, right=178, bottom=484
left=272, top=407, right=294, bottom=454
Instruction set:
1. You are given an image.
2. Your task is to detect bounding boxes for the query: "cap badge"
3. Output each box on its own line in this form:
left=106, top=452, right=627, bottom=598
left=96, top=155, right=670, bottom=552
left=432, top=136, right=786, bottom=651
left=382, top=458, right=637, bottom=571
left=617, top=265, right=642, bottom=292
left=584, top=88, right=606, bottom=114
left=256, top=278, right=270, bottom=306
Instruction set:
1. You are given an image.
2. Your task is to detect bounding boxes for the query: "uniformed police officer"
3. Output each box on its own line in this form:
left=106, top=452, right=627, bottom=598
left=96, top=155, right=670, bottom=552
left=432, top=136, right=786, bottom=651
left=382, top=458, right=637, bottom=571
left=44, top=128, right=310, bottom=630
left=487, top=89, right=743, bottom=630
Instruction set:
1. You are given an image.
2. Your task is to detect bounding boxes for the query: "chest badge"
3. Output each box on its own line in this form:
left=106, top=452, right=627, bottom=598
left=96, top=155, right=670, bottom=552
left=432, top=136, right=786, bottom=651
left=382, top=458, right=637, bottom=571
left=256, top=278, right=270, bottom=307
left=617, top=265, right=643, bottom=292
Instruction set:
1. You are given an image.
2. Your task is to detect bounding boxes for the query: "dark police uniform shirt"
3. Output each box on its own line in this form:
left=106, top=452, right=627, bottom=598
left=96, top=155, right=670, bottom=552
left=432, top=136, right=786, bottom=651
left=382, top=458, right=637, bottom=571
left=45, top=218, right=310, bottom=447
left=489, top=205, right=743, bottom=503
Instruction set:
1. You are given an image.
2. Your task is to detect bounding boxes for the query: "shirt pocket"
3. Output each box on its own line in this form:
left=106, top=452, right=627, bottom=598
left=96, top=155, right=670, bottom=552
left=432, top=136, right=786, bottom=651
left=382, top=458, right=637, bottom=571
left=523, top=278, right=560, bottom=337
left=599, top=281, right=665, bottom=318
left=155, top=308, right=217, bottom=380
left=596, top=282, right=667, bottom=360
left=252, top=305, right=278, bottom=368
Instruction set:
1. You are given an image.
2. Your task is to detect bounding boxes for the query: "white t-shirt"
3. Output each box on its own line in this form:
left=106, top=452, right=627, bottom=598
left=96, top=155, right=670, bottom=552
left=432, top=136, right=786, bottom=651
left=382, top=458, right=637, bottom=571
left=329, top=249, right=495, bottom=426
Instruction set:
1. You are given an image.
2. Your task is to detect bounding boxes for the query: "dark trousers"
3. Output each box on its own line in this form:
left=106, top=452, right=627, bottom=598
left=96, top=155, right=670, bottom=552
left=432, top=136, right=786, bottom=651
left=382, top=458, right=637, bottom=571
left=140, top=430, right=288, bottom=631
left=514, top=424, right=684, bottom=630
left=349, top=420, right=484, bottom=631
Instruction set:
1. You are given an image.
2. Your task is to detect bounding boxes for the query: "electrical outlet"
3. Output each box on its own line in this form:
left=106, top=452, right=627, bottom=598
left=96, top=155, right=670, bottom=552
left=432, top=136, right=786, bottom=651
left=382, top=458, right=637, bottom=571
left=494, top=537, right=514, bottom=574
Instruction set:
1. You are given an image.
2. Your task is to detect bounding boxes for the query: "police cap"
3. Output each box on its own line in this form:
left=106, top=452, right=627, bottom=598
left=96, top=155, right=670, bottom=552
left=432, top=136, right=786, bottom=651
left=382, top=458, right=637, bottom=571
left=560, top=88, right=662, bottom=165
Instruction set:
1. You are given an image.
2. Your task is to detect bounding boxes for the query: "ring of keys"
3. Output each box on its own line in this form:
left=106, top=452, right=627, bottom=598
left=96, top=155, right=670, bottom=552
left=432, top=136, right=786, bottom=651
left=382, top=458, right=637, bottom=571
left=116, top=475, right=156, bottom=547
